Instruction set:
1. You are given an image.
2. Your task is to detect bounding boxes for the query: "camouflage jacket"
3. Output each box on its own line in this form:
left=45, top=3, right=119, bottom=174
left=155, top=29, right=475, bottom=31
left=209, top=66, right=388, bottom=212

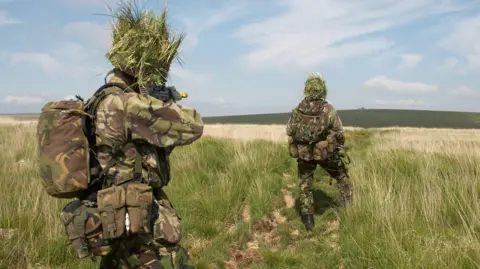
left=286, top=97, right=344, bottom=143
left=94, top=73, right=203, bottom=189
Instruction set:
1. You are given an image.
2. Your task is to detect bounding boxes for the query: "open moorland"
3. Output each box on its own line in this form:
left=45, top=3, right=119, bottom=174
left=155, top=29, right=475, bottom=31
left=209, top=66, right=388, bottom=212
left=4, top=108, right=480, bottom=129
left=0, top=117, right=479, bottom=269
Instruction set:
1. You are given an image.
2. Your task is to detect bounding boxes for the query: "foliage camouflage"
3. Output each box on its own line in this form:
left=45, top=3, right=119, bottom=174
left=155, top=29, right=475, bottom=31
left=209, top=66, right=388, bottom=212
left=105, top=0, right=184, bottom=89
left=304, top=72, right=327, bottom=99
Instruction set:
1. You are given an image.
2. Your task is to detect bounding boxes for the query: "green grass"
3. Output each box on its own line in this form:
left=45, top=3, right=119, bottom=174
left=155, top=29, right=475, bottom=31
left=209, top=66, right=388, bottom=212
left=0, top=125, right=479, bottom=269
left=5, top=109, right=480, bottom=129
left=203, top=109, right=480, bottom=129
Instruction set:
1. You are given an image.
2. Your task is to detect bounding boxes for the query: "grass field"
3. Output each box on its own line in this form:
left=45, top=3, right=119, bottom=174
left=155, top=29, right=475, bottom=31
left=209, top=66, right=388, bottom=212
left=0, top=121, right=479, bottom=269
left=4, top=108, right=480, bottom=129
left=203, top=109, right=480, bottom=129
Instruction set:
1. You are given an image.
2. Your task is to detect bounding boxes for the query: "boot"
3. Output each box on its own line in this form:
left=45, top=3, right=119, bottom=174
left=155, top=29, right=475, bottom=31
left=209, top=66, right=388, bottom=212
left=302, top=214, right=315, bottom=231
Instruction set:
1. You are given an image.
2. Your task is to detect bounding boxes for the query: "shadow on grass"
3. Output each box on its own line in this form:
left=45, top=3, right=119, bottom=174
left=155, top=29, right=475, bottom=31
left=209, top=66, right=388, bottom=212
left=294, top=189, right=339, bottom=217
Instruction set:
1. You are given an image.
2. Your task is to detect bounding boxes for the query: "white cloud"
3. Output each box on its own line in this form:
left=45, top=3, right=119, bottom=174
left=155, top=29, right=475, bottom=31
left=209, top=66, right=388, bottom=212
left=61, top=22, right=111, bottom=50
left=437, top=57, right=459, bottom=71
left=0, top=10, right=21, bottom=25
left=364, top=76, right=438, bottom=94
left=233, top=0, right=473, bottom=71
left=176, top=4, right=245, bottom=50
left=3, top=95, right=44, bottom=105
left=450, top=86, right=480, bottom=97
left=440, top=15, right=480, bottom=71
left=8, top=42, right=108, bottom=78
left=375, top=99, right=426, bottom=106
left=169, top=66, right=212, bottom=89
left=10, top=53, right=62, bottom=74
left=398, top=54, right=423, bottom=69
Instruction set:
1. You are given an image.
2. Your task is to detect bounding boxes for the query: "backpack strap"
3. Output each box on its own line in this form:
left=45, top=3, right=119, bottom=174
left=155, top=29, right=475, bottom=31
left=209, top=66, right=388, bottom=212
left=81, top=82, right=143, bottom=190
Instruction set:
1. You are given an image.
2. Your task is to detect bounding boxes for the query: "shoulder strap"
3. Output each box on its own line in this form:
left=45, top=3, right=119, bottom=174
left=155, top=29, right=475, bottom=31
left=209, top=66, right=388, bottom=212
left=81, top=82, right=131, bottom=187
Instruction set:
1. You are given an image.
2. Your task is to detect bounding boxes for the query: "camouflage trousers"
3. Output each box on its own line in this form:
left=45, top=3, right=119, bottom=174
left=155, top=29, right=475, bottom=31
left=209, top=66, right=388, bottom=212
left=297, top=155, right=352, bottom=215
left=98, top=240, right=192, bottom=269
left=96, top=195, right=194, bottom=269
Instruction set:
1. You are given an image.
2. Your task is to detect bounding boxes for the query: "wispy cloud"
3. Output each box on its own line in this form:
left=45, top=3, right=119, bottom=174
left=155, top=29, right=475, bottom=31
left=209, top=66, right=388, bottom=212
left=450, top=86, right=480, bottom=97
left=440, top=14, right=480, bottom=71
left=8, top=42, right=107, bottom=78
left=364, top=76, right=438, bottom=94
left=61, top=21, right=111, bottom=50
left=176, top=4, right=245, bottom=50
left=10, top=53, right=62, bottom=74
left=437, top=56, right=460, bottom=72
left=375, top=99, right=426, bottom=106
left=0, top=10, right=21, bottom=25
left=397, top=54, right=423, bottom=69
left=234, top=0, right=473, bottom=71
left=3, top=95, right=45, bottom=105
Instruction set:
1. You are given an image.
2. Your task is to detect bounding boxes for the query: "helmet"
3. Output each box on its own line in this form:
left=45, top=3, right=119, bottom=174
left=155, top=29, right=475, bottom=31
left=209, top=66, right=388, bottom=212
left=304, top=72, right=327, bottom=99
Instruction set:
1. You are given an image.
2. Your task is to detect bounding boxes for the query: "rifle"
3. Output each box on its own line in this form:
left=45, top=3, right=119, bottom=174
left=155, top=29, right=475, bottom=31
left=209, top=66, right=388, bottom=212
left=147, top=83, right=188, bottom=103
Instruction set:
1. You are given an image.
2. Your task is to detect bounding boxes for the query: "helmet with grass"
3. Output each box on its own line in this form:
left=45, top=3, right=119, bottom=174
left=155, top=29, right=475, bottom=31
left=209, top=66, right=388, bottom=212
left=105, top=0, right=184, bottom=90
left=304, top=72, right=327, bottom=99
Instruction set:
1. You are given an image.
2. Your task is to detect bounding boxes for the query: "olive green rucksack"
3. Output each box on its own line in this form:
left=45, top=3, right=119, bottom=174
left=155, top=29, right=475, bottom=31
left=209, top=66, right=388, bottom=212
left=36, top=83, right=132, bottom=199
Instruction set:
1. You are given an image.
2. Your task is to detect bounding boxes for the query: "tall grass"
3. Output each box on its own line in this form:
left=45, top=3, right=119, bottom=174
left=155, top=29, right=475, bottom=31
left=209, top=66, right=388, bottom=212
left=0, top=123, right=479, bottom=268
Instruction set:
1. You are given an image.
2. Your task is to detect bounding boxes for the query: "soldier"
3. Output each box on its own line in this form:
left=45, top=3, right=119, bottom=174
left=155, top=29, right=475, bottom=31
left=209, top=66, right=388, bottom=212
left=286, top=73, right=352, bottom=231
left=37, top=1, right=202, bottom=268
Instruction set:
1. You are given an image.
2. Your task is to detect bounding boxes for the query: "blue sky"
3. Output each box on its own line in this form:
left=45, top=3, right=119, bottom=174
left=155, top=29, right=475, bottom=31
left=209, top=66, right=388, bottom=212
left=0, top=0, right=479, bottom=116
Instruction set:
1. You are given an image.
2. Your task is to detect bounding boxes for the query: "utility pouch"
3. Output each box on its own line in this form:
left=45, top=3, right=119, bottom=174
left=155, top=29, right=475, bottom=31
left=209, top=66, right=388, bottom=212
left=60, top=200, right=90, bottom=258
left=297, top=143, right=314, bottom=161
left=313, top=141, right=329, bottom=161
left=125, top=183, right=153, bottom=234
left=97, top=186, right=126, bottom=239
left=152, top=199, right=182, bottom=245
left=287, top=136, right=299, bottom=158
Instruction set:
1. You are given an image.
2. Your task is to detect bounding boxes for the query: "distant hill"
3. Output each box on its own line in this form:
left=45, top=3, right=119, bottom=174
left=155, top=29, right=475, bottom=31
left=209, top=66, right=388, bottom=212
left=3, top=109, right=480, bottom=129
left=202, top=109, right=480, bottom=129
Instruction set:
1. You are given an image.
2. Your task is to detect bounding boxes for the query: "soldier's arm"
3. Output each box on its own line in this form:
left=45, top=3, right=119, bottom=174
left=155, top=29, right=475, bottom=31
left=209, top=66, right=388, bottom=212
left=286, top=111, right=295, bottom=137
left=327, top=104, right=345, bottom=144
left=124, top=93, right=204, bottom=148
left=328, top=104, right=343, bottom=133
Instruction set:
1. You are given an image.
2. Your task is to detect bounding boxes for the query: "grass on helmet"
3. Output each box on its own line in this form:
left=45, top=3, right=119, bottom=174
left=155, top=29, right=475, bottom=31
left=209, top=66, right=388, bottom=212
left=304, top=72, right=327, bottom=99
left=105, top=0, right=185, bottom=88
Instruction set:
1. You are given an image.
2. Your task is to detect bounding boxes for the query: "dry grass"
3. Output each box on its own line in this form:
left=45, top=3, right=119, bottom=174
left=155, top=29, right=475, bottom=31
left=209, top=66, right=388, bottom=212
left=0, top=116, right=36, bottom=125
left=0, top=120, right=479, bottom=268
left=203, top=124, right=364, bottom=143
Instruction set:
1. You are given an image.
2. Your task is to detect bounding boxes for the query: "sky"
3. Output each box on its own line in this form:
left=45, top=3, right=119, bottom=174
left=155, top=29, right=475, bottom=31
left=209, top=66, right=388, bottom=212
left=0, top=0, right=479, bottom=116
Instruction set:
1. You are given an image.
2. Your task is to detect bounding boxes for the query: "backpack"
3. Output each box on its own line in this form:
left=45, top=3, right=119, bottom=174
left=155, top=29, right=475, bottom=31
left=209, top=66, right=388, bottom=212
left=286, top=98, right=331, bottom=144
left=36, top=82, right=133, bottom=199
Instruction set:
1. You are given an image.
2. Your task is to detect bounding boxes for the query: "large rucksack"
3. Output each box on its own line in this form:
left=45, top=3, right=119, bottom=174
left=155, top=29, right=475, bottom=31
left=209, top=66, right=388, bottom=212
left=36, top=82, right=132, bottom=199
left=287, top=99, right=331, bottom=143
left=286, top=99, right=334, bottom=161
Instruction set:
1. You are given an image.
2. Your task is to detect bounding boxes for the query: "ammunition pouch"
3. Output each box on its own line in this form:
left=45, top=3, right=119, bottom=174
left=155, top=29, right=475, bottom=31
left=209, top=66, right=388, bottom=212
left=287, top=136, right=299, bottom=158
left=313, top=141, right=328, bottom=161
left=152, top=199, right=182, bottom=245
left=97, top=186, right=126, bottom=239
left=125, top=183, right=153, bottom=234
left=96, top=183, right=154, bottom=240
left=60, top=200, right=109, bottom=258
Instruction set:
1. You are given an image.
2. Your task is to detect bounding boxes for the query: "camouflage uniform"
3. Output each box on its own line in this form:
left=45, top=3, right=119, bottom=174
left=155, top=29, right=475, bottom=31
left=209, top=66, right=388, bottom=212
left=286, top=73, right=352, bottom=231
left=82, top=69, right=203, bottom=268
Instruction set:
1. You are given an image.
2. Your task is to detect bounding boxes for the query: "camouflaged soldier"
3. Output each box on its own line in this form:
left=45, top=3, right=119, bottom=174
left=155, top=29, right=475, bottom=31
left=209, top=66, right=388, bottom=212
left=286, top=73, right=352, bottom=231
left=36, top=2, right=203, bottom=268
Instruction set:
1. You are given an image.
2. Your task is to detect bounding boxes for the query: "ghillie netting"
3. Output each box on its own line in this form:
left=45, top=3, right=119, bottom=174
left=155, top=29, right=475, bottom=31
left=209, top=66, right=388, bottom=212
left=105, top=0, right=185, bottom=90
